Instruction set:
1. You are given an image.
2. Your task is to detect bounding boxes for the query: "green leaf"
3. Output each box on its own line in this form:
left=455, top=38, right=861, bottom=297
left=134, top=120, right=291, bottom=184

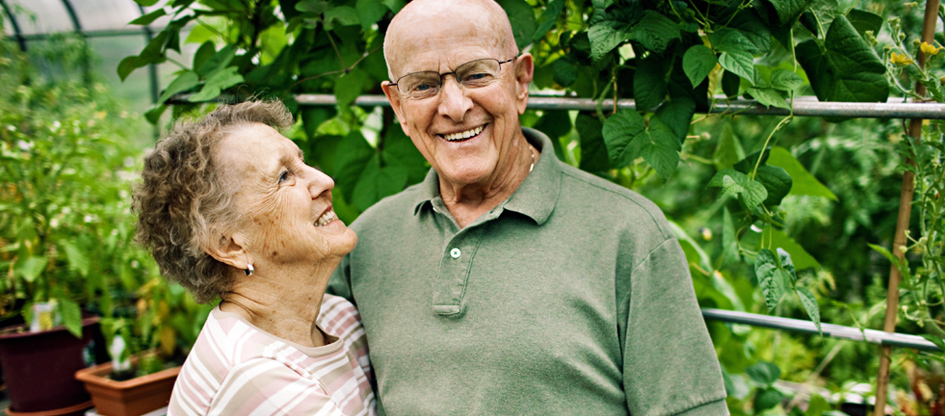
left=56, top=297, right=83, bottom=338
left=755, top=248, right=788, bottom=311
left=920, top=334, right=945, bottom=352
left=718, top=50, right=755, bottom=84
left=532, top=0, right=566, bottom=42
left=768, top=228, right=821, bottom=271
left=722, top=70, right=740, bottom=98
left=868, top=243, right=911, bottom=283
left=806, top=394, right=831, bottom=416
left=145, top=105, right=167, bottom=124
left=769, top=69, right=804, bottom=91
left=576, top=114, right=610, bottom=172
left=129, top=8, right=166, bottom=25
left=117, top=56, right=143, bottom=81
left=627, top=10, right=680, bottom=53
left=755, top=164, right=792, bottom=205
left=62, top=242, right=90, bottom=277
left=323, top=6, right=360, bottom=30
left=682, top=45, right=717, bottom=88
left=766, top=147, right=836, bottom=200
left=712, top=124, right=745, bottom=170
left=722, top=208, right=741, bottom=266
left=776, top=247, right=796, bottom=281
left=602, top=109, right=645, bottom=168
left=796, top=287, right=822, bottom=334
left=188, top=67, right=243, bottom=102
left=334, top=68, right=370, bottom=111
left=334, top=132, right=376, bottom=203
left=17, top=256, right=47, bottom=283
left=754, top=387, right=786, bottom=411
left=709, top=169, right=767, bottom=209
left=553, top=57, right=579, bottom=87
left=634, top=57, right=667, bottom=111
left=197, top=44, right=237, bottom=77
left=654, top=97, right=695, bottom=143
left=296, top=0, right=330, bottom=14
left=640, top=118, right=681, bottom=182
left=158, top=71, right=199, bottom=103
left=796, top=15, right=888, bottom=103
left=768, top=0, right=813, bottom=26
left=728, top=11, right=771, bottom=55
left=192, top=42, right=216, bottom=71
left=747, top=87, right=789, bottom=109
left=603, top=111, right=680, bottom=180
left=712, top=28, right=754, bottom=55
left=588, top=21, right=627, bottom=61
left=497, top=0, right=536, bottom=51
left=351, top=155, right=408, bottom=211
left=356, top=0, right=387, bottom=30
left=746, top=361, right=781, bottom=387
left=846, top=9, right=883, bottom=37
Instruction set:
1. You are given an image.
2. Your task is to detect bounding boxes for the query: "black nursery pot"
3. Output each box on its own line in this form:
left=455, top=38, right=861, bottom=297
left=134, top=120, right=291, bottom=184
left=0, top=316, right=101, bottom=414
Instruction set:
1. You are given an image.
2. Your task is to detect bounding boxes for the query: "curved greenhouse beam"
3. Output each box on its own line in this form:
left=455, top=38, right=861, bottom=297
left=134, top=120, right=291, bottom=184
left=0, top=0, right=27, bottom=51
left=59, top=0, right=82, bottom=32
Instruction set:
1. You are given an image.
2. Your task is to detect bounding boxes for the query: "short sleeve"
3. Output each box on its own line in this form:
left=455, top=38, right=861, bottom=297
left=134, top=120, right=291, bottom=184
left=207, top=358, right=346, bottom=415
left=622, top=239, right=728, bottom=416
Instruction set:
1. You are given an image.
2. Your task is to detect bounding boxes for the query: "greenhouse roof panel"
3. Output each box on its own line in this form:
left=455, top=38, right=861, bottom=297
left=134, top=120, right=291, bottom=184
left=5, top=0, right=75, bottom=35
left=72, top=0, right=142, bottom=33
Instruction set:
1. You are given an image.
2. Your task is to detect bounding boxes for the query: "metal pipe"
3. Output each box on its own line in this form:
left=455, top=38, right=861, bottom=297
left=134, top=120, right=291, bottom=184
left=702, top=309, right=941, bottom=353
left=288, top=93, right=945, bottom=119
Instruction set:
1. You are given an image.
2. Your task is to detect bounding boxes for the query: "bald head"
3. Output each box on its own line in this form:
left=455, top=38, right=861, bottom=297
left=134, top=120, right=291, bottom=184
left=383, top=0, right=519, bottom=80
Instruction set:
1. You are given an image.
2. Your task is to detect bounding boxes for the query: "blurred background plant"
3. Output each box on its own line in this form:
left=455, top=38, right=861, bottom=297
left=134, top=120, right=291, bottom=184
left=0, top=25, right=209, bottom=376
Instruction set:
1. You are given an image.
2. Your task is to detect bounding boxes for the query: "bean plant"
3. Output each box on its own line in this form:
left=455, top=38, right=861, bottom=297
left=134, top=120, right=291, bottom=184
left=117, top=0, right=945, bottom=412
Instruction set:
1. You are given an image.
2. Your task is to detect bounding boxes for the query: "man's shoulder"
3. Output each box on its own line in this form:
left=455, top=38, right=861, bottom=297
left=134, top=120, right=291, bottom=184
left=554, top=161, right=672, bottom=237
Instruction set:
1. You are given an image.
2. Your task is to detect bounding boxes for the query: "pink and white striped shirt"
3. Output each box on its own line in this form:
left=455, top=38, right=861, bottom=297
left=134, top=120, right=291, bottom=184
left=168, top=294, right=375, bottom=415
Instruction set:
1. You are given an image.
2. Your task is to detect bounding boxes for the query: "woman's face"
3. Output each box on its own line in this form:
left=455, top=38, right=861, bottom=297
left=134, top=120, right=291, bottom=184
left=215, top=123, right=357, bottom=267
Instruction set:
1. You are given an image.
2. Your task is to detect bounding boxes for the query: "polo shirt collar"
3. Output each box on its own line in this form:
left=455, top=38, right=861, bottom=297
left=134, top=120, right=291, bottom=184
left=411, top=127, right=561, bottom=225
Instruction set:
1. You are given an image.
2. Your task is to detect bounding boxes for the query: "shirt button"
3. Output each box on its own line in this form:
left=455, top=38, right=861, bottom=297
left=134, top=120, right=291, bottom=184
left=450, top=248, right=461, bottom=259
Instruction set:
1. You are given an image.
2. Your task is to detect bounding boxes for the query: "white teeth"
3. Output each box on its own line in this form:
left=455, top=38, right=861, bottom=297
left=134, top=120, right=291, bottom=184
left=444, top=125, right=484, bottom=141
left=315, top=210, right=336, bottom=227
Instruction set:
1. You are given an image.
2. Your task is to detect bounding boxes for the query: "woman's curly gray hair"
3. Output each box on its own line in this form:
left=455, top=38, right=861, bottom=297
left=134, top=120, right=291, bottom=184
left=133, top=100, right=293, bottom=303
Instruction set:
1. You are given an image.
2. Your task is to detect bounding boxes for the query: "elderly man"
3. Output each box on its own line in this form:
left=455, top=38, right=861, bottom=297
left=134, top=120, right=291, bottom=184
left=328, top=0, right=728, bottom=414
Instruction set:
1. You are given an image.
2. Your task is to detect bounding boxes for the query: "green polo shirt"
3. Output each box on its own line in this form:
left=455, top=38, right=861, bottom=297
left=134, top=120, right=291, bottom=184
left=329, top=128, right=728, bottom=415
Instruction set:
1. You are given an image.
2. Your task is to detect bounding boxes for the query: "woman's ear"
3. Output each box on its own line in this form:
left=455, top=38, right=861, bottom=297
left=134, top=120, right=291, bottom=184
left=203, top=227, right=251, bottom=270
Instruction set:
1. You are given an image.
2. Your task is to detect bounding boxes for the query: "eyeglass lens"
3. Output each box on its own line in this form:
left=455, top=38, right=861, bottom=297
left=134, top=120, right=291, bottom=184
left=396, top=59, right=503, bottom=99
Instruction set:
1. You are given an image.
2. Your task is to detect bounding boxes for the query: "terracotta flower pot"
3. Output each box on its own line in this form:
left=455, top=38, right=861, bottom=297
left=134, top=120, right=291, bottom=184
left=0, top=317, right=101, bottom=415
left=75, top=361, right=180, bottom=416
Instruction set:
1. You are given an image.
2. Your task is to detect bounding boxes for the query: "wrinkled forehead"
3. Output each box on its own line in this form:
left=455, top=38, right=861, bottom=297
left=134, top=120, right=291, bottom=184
left=384, top=0, right=516, bottom=78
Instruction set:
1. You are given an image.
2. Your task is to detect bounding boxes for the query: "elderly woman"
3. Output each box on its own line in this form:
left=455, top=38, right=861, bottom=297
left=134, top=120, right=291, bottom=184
left=133, top=100, right=375, bottom=414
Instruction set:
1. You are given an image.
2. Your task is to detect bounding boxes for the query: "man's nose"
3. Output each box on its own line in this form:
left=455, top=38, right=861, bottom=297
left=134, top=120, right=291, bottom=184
left=437, top=76, right=472, bottom=122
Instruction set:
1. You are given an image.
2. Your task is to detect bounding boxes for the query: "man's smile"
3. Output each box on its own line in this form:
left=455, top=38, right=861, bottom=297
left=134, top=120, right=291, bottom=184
left=441, top=124, right=486, bottom=142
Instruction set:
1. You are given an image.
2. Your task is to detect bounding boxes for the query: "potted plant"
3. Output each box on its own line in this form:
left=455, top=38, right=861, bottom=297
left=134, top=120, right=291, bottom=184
left=76, top=271, right=212, bottom=416
left=0, top=33, right=147, bottom=414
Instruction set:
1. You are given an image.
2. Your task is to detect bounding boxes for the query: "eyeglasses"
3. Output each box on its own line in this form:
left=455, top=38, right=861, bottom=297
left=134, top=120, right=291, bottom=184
left=389, top=58, right=516, bottom=100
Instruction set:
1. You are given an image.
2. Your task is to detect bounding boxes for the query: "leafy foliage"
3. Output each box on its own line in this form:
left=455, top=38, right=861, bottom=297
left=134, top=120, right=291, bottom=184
left=116, top=0, right=945, bottom=411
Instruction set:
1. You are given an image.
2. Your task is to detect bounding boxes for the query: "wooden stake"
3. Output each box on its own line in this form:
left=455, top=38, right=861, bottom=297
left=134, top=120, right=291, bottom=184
left=873, top=1, right=938, bottom=414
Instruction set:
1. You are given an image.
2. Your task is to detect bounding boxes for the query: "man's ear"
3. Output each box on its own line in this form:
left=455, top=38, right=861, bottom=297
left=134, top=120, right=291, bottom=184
left=382, top=81, right=411, bottom=136
left=513, top=53, right=534, bottom=115
left=202, top=227, right=250, bottom=270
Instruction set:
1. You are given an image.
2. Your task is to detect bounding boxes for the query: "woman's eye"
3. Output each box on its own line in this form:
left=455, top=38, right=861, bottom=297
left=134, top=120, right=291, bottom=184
left=279, top=171, right=290, bottom=183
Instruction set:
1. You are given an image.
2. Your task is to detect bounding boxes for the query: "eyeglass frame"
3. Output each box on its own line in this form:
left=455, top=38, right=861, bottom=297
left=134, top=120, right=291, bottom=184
left=387, top=57, right=518, bottom=99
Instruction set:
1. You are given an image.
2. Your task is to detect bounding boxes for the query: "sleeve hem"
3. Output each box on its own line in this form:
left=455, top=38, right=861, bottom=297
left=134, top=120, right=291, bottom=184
left=671, top=397, right=729, bottom=416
